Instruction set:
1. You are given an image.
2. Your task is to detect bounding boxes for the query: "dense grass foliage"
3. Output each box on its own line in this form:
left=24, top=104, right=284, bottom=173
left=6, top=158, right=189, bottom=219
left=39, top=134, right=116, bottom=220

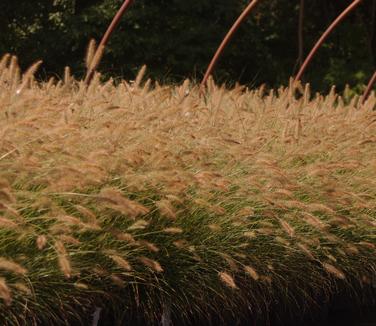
left=0, top=55, right=375, bottom=325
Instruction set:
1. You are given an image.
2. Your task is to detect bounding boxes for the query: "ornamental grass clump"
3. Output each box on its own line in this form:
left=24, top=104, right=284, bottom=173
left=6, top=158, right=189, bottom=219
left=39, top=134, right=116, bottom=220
left=0, top=55, right=375, bottom=325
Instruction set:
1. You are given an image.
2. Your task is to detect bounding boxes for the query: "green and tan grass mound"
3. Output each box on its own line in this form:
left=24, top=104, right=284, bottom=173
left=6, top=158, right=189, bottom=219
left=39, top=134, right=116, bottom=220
left=0, top=55, right=375, bottom=325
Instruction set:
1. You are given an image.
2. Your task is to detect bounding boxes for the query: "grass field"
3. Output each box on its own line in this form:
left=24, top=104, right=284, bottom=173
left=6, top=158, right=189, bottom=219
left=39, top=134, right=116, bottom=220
left=0, top=55, right=375, bottom=325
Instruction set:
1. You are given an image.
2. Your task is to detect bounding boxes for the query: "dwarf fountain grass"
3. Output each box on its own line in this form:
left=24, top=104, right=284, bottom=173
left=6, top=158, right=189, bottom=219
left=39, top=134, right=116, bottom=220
left=0, top=55, right=375, bottom=324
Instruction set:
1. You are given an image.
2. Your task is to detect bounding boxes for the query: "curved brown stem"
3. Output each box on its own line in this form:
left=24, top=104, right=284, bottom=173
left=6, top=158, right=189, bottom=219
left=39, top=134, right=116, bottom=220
left=84, top=0, right=134, bottom=85
left=200, top=0, right=261, bottom=88
left=294, top=0, right=363, bottom=83
left=362, top=71, right=376, bottom=104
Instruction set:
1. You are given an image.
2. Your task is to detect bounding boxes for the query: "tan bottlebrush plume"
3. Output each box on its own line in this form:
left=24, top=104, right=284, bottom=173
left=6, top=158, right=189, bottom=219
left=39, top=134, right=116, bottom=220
left=55, top=215, right=83, bottom=227
left=173, top=240, right=189, bottom=248
left=31, top=196, right=53, bottom=210
left=110, top=229, right=136, bottom=243
left=0, top=217, right=18, bottom=229
left=0, top=54, right=11, bottom=75
left=303, top=83, right=311, bottom=105
left=162, top=227, right=183, bottom=234
left=36, top=235, right=48, bottom=250
left=194, top=198, right=211, bottom=207
left=138, top=256, right=163, bottom=273
left=165, top=194, right=184, bottom=205
left=260, top=275, right=273, bottom=285
left=0, top=258, right=27, bottom=275
left=45, top=76, right=56, bottom=91
left=99, top=188, right=149, bottom=219
left=306, top=203, right=335, bottom=215
left=74, top=205, right=98, bottom=226
left=344, top=244, right=359, bottom=255
left=128, top=219, right=149, bottom=231
left=13, top=282, right=31, bottom=295
left=257, top=228, right=275, bottom=236
left=10, top=64, right=20, bottom=91
left=74, top=282, right=89, bottom=290
left=209, top=205, right=226, bottom=215
left=322, top=262, right=345, bottom=280
left=302, top=212, right=327, bottom=230
left=49, top=224, right=72, bottom=235
left=156, top=200, right=177, bottom=219
left=0, top=188, right=15, bottom=203
left=0, top=178, right=11, bottom=190
left=0, top=278, right=11, bottom=306
left=64, top=66, right=71, bottom=85
left=134, top=65, right=147, bottom=88
left=244, top=265, right=259, bottom=281
left=195, top=171, right=221, bottom=185
left=110, top=274, right=125, bottom=287
left=7, top=56, right=19, bottom=86
left=280, top=200, right=306, bottom=210
left=93, top=267, right=108, bottom=277
left=326, top=254, right=337, bottom=263
left=108, top=255, right=132, bottom=271
left=213, top=179, right=230, bottom=192
left=88, top=44, right=105, bottom=73
left=208, top=224, right=221, bottom=232
left=278, top=219, right=295, bottom=237
left=358, top=242, right=375, bottom=250
left=138, top=240, right=159, bottom=253
left=140, top=78, right=151, bottom=96
left=243, top=231, right=256, bottom=239
left=237, top=207, right=254, bottom=217
left=282, top=121, right=291, bottom=139
left=85, top=39, right=97, bottom=70
left=219, top=253, right=238, bottom=271
left=297, top=243, right=315, bottom=260
left=324, top=233, right=341, bottom=243
left=58, top=235, right=81, bottom=245
left=259, top=221, right=275, bottom=228
left=294, top=117, right=303, bottom=141
left=176, top=78, right=190, bottom=99
left=54, top=240, right=71, bottom=278
left=16, top=60, right=43, bottom=95
left=329, top=216, right=352, bottom=227
left=275, top=236, right=291, bottom=246
left=218, top=272, right=238, bottom=289
left=357, top=138, right=376, bottom=146
left=273, top=189, right=294, bottom=198
left=307, top=167, right=330, bottom=177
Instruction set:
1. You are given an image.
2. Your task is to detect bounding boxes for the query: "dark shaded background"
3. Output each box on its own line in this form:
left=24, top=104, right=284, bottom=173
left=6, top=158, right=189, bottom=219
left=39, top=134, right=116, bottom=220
left=0, top=0, right=375, bottom=92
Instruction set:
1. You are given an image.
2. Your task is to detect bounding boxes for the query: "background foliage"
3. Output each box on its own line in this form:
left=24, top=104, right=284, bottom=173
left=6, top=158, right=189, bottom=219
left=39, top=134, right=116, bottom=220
left=0, top=0, right=375, bottom=91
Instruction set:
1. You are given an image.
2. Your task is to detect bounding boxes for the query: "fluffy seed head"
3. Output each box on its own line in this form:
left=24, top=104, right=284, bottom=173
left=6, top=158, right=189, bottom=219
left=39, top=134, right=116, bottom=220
left=108, top=255, right=132, bottom=271
left=244, top=265, right=259, bottom=281
left=54, top=240, right=71, bottom=278
left=0, top=258, right=27, bottom=275
left=36, top=235, right=48, bottom=250
left=138, top=256, right=163, bottom=273
left=322, top=262, right=346, bottom=280
left=219, top=272, right=238, bottom=289
left=0, top=278, right=11, bottom=306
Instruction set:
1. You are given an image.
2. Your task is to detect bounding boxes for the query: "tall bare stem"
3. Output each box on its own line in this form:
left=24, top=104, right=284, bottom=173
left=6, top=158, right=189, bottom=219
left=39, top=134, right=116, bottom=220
left=84, top=0, right=134, bottom=85
left=200, top=0, right=261, bottom=88
left=294, top=0, right=363, bottom=83
left=362, top=71, right=376, bottom=104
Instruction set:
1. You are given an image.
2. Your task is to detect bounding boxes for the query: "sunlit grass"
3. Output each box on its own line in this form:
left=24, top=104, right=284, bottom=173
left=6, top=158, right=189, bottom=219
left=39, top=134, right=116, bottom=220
left=0, top=55, right=375, bottom=325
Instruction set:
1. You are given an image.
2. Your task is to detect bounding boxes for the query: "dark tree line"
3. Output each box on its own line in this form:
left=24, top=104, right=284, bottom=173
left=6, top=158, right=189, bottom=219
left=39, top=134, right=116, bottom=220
left=0, top=0, right=375, bottom=92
